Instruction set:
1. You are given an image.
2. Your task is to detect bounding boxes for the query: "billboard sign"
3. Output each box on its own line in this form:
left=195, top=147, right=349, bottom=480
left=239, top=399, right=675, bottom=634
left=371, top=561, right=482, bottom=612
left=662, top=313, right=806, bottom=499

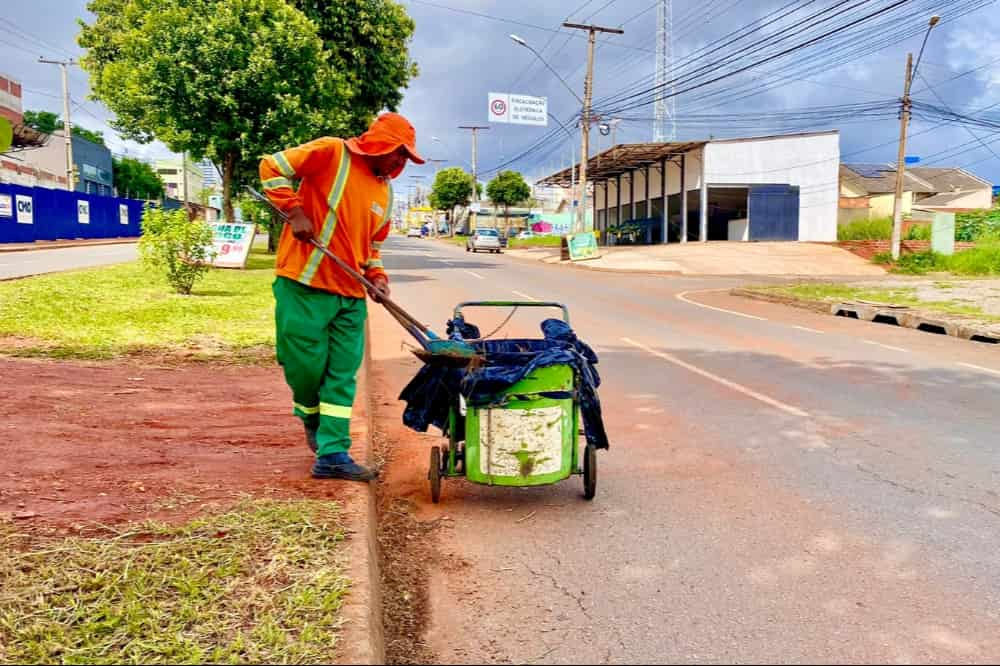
left=488, top=92, right=547, bottom=126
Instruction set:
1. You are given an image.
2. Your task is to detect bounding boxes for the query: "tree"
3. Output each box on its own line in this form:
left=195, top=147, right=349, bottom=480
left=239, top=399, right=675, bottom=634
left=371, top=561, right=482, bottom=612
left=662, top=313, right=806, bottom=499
left=429, top=167, right=473, bottom=234
left=23, top=110, right=60, bottom=133
left=72, top=125, right=105, bottom=146
left=138, top=207, right=215, bottom=295
left=113, top=157, right=164, bottom=200
left=79, top=0, right=349, bottom=224
left=24, top=110, right=106, bottom=145
left=288, top=0, right=418, bottom=135
left=486, top=170, right=530, bottom=232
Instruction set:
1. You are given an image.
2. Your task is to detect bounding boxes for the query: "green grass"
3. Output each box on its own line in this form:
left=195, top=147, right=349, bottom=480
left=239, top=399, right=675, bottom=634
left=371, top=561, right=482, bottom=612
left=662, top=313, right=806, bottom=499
left=904, top=223, right=932, bottom=241
left=507, top=235, right=563, bottom=249
left=0, top=251, right=277, bottom=360
left=0, top=500, right=348, bottom=665
left=758, top=284, right=1000, bottom=322
left=838, top=217, right=892, bottom=241
left=872, top=244, right=1000, bottom=276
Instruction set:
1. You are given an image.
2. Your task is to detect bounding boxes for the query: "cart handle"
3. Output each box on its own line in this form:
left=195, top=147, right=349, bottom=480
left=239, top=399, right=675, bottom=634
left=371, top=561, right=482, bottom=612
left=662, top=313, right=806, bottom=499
left=453, top=301, right=570, bottom=324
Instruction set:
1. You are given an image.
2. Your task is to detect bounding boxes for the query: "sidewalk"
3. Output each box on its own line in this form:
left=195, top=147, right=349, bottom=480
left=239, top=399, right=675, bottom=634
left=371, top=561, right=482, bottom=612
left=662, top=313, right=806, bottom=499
left=504, top=241, right=886, bottom=277
left=0, top=237, right=138, bottom=252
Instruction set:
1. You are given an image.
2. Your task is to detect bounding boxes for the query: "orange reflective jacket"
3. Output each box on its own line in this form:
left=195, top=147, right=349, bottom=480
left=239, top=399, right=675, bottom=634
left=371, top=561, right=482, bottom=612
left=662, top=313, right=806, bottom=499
left=259, top=137, right=392, bottom=298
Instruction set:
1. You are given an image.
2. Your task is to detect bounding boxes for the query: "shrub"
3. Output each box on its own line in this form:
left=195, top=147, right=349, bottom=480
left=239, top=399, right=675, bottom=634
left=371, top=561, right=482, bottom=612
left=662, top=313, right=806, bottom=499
left=838, top=217, right=892, bottom=240
left=891, top=250, right=947, bottom=275
left=138, top=207, right=216, bottom=294
left=955, top=207, right=1000, bottom=241
left=904, top=223, right=932, bottom=241
left=872, top=251, right=893, bottom=265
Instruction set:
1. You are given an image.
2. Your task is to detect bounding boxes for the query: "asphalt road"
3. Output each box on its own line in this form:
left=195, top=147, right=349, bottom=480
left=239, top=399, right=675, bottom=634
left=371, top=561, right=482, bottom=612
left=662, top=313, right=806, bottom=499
left=372, top=236, right=1000, bottom=664
left=0, top=243, right=139, bottom=280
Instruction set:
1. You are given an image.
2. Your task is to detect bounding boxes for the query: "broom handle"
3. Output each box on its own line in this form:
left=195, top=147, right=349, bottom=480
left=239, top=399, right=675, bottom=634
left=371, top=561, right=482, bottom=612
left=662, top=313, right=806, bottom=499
left=246, top=187, right=432, bottom=336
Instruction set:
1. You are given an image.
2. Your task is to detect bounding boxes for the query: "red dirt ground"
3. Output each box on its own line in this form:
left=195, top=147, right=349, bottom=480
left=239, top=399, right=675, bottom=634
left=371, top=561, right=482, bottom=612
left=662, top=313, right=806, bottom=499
left=0, top=357, right=346, bottom=532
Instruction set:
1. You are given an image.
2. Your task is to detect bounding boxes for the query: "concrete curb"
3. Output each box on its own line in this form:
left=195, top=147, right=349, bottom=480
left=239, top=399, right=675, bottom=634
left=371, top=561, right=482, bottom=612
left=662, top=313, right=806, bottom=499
left=0, top=238, right=138, bottom=253
left=732, top=288, right=1000, bottom=345
left=335, top=321, right=385, bottom=665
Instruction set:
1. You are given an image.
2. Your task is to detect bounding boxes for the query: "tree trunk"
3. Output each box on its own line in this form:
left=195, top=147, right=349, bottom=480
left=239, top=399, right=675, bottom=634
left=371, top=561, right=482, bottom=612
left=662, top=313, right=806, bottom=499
left=222, top=151, right=236, bottom=224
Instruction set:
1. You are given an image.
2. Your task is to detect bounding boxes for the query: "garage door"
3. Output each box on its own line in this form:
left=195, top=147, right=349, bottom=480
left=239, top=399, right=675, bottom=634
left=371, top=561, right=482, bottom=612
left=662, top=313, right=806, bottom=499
left=749, top=184, right=799, bottom=241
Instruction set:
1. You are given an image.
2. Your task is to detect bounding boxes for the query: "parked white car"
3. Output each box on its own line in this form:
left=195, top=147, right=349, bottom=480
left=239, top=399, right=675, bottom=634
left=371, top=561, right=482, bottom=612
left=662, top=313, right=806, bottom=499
left=517, top=230, right=535, bottom=240
left=466, top=228, right=502, bottom=253
left=406, top=227, right=422, bottom=238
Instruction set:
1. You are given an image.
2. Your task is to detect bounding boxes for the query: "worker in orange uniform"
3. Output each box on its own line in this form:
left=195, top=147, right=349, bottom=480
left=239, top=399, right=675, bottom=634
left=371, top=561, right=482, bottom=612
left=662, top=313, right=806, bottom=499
left=259, top=113, right=424, bottom=481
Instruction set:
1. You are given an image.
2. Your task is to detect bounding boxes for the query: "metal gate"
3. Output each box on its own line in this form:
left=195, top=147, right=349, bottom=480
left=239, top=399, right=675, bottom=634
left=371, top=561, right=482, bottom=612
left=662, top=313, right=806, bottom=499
left=748, top=184, right=799, bottom=241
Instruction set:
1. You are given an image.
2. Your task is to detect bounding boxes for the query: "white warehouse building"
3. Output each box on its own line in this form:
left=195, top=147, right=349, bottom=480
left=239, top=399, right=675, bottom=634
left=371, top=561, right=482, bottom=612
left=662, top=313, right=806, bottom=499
left=537, top=130, right=840, bottom=243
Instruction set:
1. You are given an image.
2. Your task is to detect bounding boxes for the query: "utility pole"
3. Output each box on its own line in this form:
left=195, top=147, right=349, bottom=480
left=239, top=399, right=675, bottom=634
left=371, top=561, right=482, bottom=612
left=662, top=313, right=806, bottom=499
left=38, top=58, right=76, bottom=191
left=890, top=53, right=913, bottom=261
left=425, top=158, right=447, bottom=236
left=563, top=22, right=624, bottom=234
left=891, top=15, right=940, bottom=260
left=459, top=125, right=488, bottom=233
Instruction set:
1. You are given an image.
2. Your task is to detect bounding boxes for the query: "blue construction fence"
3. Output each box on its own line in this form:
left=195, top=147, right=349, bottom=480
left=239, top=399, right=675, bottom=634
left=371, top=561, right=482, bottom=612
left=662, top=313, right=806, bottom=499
left=0, top=182, right=143, bottom=244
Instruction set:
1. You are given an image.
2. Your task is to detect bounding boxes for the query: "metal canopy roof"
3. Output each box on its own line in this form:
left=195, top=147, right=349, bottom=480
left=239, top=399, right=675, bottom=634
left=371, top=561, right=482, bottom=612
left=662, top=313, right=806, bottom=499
left=536, top=141, right=706, bottom=187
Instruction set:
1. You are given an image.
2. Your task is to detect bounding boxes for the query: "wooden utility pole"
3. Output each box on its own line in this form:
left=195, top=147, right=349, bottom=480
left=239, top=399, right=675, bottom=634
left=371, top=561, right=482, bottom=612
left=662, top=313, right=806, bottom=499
left=459, top=125, right=488, bottom=233
left=38, top=58, right=76, bottom=191
left=562, top=22, right=623, bottom=234
left=891, top=53, right=913, bottom=261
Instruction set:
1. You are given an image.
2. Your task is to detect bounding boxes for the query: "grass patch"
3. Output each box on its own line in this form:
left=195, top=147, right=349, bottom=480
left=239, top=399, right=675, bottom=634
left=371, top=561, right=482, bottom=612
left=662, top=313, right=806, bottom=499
left=871, top=244, right=1000, bottom=276
left=0, top=500, right=348, bottom=664
left=0, top=251, right=277, bottom=360
left=838, top=217, right=892, bottom=241
left=757, top=284, right=1000, bottom=322
left=508, top=235, right=563, bottom=249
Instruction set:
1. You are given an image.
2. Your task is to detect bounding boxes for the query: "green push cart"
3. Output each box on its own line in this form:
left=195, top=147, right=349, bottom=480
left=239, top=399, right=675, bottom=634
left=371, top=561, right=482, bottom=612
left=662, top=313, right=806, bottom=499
left=428, top=301, right=597, bottom=503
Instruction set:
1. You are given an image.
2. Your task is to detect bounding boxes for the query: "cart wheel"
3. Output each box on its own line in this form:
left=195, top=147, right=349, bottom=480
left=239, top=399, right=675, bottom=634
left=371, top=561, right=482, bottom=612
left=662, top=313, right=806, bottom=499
left=583, top=445, right=597, bottom=500
left=429, top=446, right=442, bottom=504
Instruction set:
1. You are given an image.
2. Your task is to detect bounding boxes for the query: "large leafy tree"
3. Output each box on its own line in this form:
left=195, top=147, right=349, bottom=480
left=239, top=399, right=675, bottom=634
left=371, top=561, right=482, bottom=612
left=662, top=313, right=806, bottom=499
left=429, top=167, right=473, bottom=234
left=113, top=157, right=164, bottom=200
left=79, top=0, right=347, bottom=222
left=486, top=170, right=531, bottom=231
left=290, top=0, right=418, bottom=135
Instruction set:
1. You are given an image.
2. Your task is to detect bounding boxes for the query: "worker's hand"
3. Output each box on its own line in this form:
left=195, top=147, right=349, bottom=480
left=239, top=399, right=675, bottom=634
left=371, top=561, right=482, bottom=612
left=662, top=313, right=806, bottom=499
left=368, top=275, right=390, bottom=303
left=287, top=206, right=314, bottom=242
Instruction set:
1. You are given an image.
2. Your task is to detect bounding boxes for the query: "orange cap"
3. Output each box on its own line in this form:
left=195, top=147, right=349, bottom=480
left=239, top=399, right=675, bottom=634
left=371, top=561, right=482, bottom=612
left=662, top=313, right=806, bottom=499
left=345, top=112, right=425, bottom=165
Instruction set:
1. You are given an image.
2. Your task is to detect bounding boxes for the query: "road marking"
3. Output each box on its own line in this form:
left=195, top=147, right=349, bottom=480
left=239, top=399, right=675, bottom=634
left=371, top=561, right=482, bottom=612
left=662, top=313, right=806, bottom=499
left=621, top=337, right=810, bottom=417
left=435, top=259, right=454, bottom=264
left=792, top=325, right=825, bottom=334
left=863, top=339, right=909, bottom=353
left=676, top=289, right=768, bottom=321
left=512, top=290, right=538, bottom=301
left=465, top=270, right=485, bottom=280
left=958, top=362, right=1000, bottom=377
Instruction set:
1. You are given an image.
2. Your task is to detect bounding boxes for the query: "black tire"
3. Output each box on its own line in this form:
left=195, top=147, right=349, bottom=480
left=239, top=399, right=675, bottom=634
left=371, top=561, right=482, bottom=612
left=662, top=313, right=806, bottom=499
left=429, top=446, right=442, bottom=504
left=583, top=445, right=597, bottom=500
left=466, top=245, right=471, bottom=252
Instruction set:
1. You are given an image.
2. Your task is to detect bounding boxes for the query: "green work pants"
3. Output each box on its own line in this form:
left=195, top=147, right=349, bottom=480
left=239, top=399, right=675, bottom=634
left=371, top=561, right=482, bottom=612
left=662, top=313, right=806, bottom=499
left=273, top=276, right=367, bottom=457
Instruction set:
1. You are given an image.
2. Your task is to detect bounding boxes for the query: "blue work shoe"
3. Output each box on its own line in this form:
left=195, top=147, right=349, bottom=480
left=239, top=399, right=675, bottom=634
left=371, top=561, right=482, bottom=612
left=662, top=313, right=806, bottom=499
left=304, top=424, right=318, bottom=453
left=312, top=452, right=378, bottom=482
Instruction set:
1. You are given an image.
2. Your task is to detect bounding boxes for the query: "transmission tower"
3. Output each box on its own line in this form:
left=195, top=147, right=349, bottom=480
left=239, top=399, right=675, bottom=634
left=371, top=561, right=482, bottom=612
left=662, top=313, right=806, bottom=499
left=654, top=0, right=676, bottom=142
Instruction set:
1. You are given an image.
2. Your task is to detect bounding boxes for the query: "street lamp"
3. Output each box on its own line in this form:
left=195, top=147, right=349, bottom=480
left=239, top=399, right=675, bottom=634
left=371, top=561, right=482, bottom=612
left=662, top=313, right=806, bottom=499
left=509, top=34, right=584, bottom=105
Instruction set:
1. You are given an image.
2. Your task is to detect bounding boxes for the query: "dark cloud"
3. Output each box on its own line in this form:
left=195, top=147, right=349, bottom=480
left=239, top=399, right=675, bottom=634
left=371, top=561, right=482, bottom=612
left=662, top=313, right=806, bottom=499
left=5, top=0, right=998, bottom=183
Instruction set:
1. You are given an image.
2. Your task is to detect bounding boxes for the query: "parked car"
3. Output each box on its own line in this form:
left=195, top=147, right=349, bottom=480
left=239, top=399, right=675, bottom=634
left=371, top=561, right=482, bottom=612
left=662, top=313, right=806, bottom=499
left=466, top=228, right=502, bottom=253
left=517, top=230, right=535, bottom=240
left=406, top=227, right=422, bottom=238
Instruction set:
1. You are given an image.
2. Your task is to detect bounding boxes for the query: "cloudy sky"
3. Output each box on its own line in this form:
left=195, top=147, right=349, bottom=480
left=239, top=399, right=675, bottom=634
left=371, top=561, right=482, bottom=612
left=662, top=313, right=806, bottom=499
left=4, top=0, right=999, bottom=186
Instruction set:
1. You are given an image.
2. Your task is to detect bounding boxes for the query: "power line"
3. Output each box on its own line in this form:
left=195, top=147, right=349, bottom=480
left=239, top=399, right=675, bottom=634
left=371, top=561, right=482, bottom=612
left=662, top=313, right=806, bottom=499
left=407, top=0, right=652, bottom=53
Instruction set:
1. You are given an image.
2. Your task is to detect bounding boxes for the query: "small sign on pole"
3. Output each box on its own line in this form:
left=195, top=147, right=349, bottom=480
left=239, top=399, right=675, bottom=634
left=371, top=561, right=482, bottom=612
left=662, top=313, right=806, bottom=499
left=209, top=222, right=256, bottom=268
